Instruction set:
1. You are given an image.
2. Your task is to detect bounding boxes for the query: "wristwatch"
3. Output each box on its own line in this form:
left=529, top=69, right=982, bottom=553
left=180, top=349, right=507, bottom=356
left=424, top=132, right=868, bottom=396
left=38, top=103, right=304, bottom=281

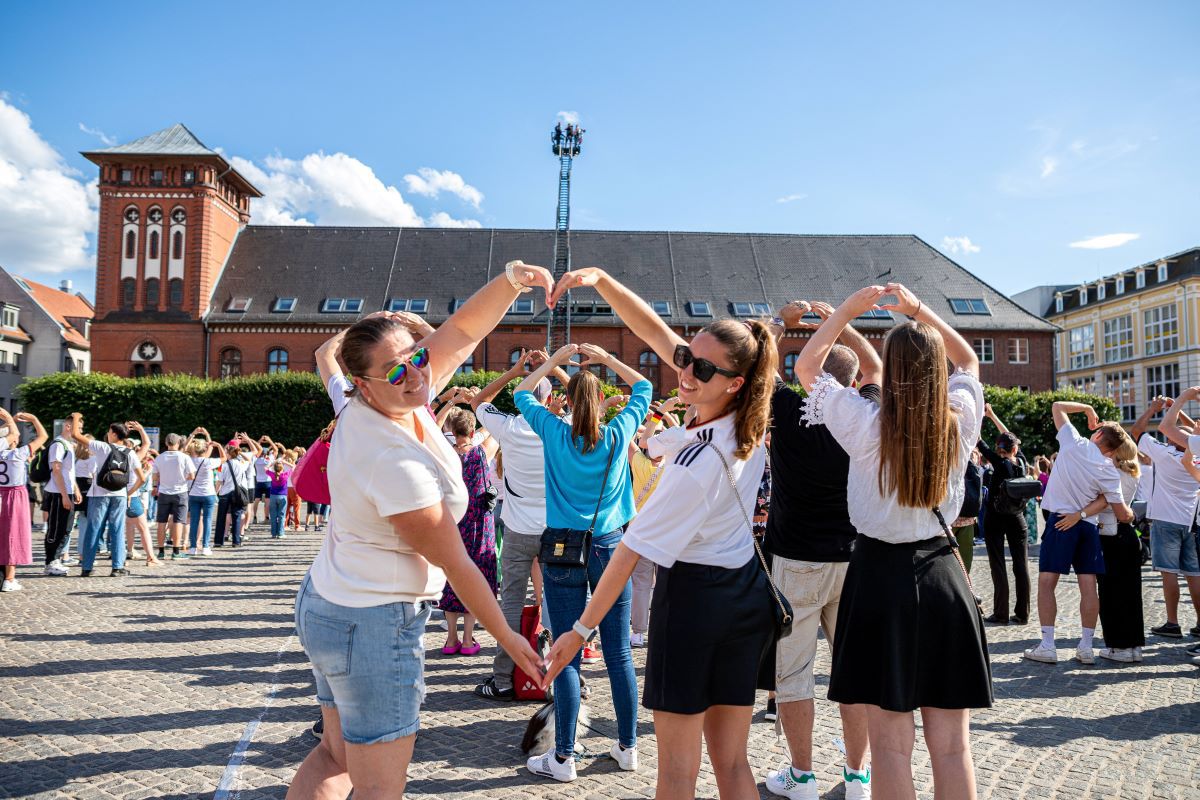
left=1079, top=510, right=1089, bottom=520
left=505, top=260, right=532, bottom=293
left=769, top=316, right=787, bottom=329
left=572, top=619, right=598, bottom=642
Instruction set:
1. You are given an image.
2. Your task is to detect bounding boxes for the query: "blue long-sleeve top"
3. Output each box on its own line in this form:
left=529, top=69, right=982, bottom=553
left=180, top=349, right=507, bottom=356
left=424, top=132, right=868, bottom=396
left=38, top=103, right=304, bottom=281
left=513, top=379, right=652, bottom=533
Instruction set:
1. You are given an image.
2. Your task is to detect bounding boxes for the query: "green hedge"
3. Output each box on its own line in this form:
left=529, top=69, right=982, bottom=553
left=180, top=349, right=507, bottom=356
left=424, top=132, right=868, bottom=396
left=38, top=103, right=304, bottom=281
left=981, top=386, right=1119, bottom=460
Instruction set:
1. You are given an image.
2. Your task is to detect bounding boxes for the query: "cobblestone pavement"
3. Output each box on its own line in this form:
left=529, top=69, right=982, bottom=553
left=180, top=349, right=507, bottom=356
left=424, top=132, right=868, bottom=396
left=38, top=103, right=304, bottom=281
left=1, top=521, right=1198, bottom=800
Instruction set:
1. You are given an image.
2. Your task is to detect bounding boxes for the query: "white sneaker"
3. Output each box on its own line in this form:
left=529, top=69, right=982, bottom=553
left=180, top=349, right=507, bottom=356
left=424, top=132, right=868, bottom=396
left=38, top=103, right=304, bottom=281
left=1133, top=647, right=1144, bottom=662
left=844, top=767, right=872, bottom=799
left=1074, top=645, right=1096, bottom=665
left=1023, top=643, right=1058, bottom=664
left=45, top=560, right=68, bottom=577
left=188, top=547, right=199, bottom=556
left=1098, top=647, right=1135, bottom=663
left=765, top=765, right=819, bottom=799
left=202, top=547, right=213, bottom=556
left=1, top=579, right=22, bottom=591
left=609, top=742, right=638, bottom=771
left=630, top=632, right=646, bottom=648
left=526, top=750, right=577, bottom=782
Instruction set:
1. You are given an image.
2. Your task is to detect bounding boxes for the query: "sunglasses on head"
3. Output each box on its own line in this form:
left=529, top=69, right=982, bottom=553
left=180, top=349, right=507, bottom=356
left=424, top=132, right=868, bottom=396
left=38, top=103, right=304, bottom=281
left=360, top=346, right=430, bottom=386
left=673, top=344, right=741, bottom=383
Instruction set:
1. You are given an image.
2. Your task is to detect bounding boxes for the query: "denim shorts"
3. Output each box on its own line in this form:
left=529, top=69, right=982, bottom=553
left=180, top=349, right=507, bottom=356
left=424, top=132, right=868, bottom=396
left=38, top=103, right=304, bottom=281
left=1039, top=514, right=1105, bottom=575
left=1150, top=520, right=1200, bottom=576
left=294, top=572, right=432, bottom=744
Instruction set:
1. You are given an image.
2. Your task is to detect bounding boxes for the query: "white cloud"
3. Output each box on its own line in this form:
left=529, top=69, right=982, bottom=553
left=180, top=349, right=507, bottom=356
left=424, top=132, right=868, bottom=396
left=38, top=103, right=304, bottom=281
left=78, top=122, right=115, bottom=146
left=0, top=98, right=98, bottom=275
left=1040, top=156, right=1058, bottom=178
left=231, top=152, right=481, bottom=228
left=1069, top=233, right=1140, bottom=250
left=941, top=236, right=981, bottom=256
left=403, top=167, right=483, bottom=209
left=776, top=193, right=807, bottom=204
left=556, top=110, right=581, bottom=126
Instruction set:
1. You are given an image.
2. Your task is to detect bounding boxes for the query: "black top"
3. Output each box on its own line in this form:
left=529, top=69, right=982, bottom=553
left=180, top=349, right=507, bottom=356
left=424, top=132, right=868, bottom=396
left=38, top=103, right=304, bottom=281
left=977, top=439, right=1026, bottom=515
left=764, top=379, right=880, bottom=562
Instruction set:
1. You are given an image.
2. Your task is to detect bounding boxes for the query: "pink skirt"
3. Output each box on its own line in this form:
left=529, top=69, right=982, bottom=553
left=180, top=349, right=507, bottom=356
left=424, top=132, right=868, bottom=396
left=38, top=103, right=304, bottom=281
left=0, top=483, right=32, bottom=565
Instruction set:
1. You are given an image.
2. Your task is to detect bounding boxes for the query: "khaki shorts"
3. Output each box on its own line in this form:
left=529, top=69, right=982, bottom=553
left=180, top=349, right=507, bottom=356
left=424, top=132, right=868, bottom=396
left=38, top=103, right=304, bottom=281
left=772, top=557, right=849, bottom=702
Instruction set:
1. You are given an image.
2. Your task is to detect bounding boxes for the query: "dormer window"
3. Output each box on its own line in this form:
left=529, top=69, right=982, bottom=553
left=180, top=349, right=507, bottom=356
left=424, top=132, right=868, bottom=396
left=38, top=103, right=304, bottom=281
left=451, top=299, right=466, bottom=312
left=1116, top=276, right=1125, bottom=295
left=1136, top=269, right=1146, bottom=289
left=226, top=297, right=252, bottom=312
left=732, top=302, right=754, bottom=316
left=388, top=298, right=429, bottom=313
left=1157, top=262, right=1169, bottom=283
left=1055, top=294, right=1064, bottom=313
left=321, top=298, right=363, bottom=313
left=1, top=307, right=16, bottom=329
left=687, top=301, right=712, bottom=317
left=652, top=301, right=671, bottom=316
left=1079, top=287, right=1088, bottom=306
left=510, top=298, right=534, bottom=314
left=1097, top=282, right=1106, bottom=301
left=272, top=297, right=296, bottom=313
left=949, top=298, right=991, bottom=315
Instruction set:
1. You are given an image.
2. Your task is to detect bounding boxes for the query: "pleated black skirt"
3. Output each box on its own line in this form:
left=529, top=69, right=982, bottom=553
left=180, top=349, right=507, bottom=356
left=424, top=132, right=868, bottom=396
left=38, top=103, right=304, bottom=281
left=828, top=534, right=993, bottom=712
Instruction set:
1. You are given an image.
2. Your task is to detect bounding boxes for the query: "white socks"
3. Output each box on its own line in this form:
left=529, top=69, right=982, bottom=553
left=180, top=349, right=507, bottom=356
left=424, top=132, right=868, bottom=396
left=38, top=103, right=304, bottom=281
left=1080, top=627, right=1095, bottom=649
left=1040, top=626, right=1055, bottom=649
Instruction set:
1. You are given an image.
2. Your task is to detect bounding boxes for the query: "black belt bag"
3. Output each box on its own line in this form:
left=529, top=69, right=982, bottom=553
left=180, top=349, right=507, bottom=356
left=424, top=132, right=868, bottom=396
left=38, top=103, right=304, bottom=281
left=539, top=445, right=617, bottom=569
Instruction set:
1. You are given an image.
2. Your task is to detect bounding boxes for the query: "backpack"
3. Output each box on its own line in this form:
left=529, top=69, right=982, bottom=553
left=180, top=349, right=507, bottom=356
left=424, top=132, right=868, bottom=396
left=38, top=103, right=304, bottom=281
left=512, top=604, right=550, bottom=701
left=957, top=462, right=983, bottom=519
left=29, top=438, right=65, bottom=484
left=991, top=456, right=1032, bottom=515
left=96, top=445, right=131, bottom=492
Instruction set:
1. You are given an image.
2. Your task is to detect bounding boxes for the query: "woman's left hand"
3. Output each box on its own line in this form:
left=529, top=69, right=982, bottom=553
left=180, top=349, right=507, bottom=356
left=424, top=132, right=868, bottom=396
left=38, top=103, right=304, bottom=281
left=541, top=631, right=586, bottom=688
left=547, top=267, right=605, bottom=307
left=577, top=343, right=610, bottom=366
left=1055, top=511, right=1083, bottom=531
left=509, top=262, right=556, bottom=307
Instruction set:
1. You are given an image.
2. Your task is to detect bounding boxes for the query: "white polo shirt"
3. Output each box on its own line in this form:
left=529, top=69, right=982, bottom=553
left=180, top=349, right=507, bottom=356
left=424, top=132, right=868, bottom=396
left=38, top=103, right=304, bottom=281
left=45, top=439, right=75, bottom=494
left=1041, top=424, right=1125, bottom=515
left=1138, top=433, right=1199, bottom=526
left=475, top=402, right=547, bottom=535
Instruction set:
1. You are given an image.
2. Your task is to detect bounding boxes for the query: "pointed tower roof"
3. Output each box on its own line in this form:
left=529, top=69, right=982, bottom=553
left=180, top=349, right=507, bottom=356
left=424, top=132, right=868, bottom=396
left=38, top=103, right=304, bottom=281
left=82, top=123, right=219, bottom=157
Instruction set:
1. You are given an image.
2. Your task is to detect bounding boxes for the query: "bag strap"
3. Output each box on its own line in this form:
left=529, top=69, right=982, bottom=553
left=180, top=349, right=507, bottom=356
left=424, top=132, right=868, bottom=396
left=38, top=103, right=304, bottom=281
left=698, top=442, right=792, bottom=627
left=932, top=506, right=980, bottom=600
left=586, top=444, right=618, bottom=534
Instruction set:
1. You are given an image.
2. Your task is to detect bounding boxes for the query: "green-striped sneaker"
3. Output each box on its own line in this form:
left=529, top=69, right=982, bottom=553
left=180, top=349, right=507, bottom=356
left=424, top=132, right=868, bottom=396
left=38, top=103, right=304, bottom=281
left=844, top=766, right=872, bottom=799
left=765, top=765, right=818, bottom=799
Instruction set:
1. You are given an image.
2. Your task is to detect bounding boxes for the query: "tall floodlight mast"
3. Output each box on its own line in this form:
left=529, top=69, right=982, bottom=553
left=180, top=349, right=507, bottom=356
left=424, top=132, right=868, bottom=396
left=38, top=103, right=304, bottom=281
left=547, top=121, right=584, bottom=350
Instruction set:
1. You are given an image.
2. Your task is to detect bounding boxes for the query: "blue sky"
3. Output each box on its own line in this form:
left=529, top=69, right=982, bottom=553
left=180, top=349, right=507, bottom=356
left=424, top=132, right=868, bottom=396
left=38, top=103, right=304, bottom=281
left=1, top=1, right=1197, bottom=299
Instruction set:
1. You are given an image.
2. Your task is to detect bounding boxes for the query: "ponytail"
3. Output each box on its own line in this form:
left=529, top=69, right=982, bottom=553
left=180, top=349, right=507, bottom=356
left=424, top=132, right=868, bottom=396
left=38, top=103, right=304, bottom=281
left=702, top=319, right=778, bottom=459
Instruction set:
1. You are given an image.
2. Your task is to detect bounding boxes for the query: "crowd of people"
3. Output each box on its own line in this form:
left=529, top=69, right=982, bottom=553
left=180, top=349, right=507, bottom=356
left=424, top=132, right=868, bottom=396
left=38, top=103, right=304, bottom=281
left=4, top=261, right=1199, bottom=800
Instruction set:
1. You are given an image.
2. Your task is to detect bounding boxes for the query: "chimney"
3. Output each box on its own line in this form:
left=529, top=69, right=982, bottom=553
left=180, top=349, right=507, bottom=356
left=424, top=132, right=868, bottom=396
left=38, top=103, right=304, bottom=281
left=60, top=279, right=72, bottom=292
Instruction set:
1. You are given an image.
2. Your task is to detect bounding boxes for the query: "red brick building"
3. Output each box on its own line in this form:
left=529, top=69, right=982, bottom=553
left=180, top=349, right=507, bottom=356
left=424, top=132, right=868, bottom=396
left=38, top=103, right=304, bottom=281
left=85, top=125, right=1057, bottom=392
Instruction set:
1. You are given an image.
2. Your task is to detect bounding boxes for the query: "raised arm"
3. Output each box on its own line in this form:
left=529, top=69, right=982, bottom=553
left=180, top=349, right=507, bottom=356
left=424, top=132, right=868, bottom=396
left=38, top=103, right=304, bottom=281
left=471, top=349, right=534, bottom=412
left=1052, top=401, right=1100, bottom=433
left=578, top=343, right=647, bottom=388
left=0, top=408, right=17, bottom=450
left=1160, top=389, right=1197, bottom=450
left=434, top=388, right=463, bottom=428
left=516, top=344, right=577, bottom=394
left=1184, top=439, right=1200, bottom=483
left=14, top=411, right=48, bottom=453
left=424, top=262, right=554, bottom=392
left=878, top=282, right=978, bottom=377
left=1130, top=397, right=1166, bottom=442
left=315, top=327, right=348, bottom=386
left=807, top=300, right=883, bottom=386
left=984, top=404, right=1010, bottom=436
left=795, top=286, right=886, bottom=391
left=67, top=412, right=89, bottom=446
left=127, top=421, right=151, bottom=460
left=550, top=267, right=686, bottom=365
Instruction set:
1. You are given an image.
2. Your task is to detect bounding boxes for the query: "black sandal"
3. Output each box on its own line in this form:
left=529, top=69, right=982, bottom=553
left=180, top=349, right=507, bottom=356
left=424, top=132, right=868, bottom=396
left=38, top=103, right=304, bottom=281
left=474, top=676, right=515, bottom=701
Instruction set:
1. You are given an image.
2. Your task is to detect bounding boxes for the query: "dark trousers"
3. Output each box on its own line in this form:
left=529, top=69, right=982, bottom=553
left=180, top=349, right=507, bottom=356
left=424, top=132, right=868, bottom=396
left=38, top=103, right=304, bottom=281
left=985, top=509, right=1030, bottom=621
left=1097, top=524, right=1145, bottom=648
left=43, top=495, right=75, bottom=565
left=214, top=495, right=245, bottom=546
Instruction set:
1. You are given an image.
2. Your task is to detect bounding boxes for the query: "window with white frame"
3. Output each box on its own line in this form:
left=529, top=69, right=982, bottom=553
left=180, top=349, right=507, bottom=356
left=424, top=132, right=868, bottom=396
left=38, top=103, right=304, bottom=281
left=1097, top=282, right=1106, bottom=300
left=1136, top=269, right=1146, bottom=289
left=1079, top=286, right=1088, bottom=306
left=1, top=307, right=16, bottom=328
left=1102, top=315, right=1134, bottom=363
left=1105, top=369, right=1137, bottom=423
left=1146, top=363, right=1180, bottom=417
left=1157, top=262, right=1169, bottom=282
left=972, top=338, right=994, bottom=364
left=1116, top=276, right=1125, bottom=295
left=1068, top=325, right=1095, bottom=369
left=1007, top=338, right=1029, bottom=364
left=1055, top=294, right=1063, bottom=313
left=1070, top=377, right=1096, bottom=394
left=1053, top=337, right=1059, bottom=372
left=1144, top=303, right=1179, bottom=356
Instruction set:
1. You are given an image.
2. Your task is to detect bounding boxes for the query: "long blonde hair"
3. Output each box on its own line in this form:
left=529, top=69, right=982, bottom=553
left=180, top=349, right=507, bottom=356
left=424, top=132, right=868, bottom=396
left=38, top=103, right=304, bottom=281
left=877, top=321, right=960, bottom=508
left=566, top=370, right=604, bottom=453
left=1108, top=430, right=1141, bottom=478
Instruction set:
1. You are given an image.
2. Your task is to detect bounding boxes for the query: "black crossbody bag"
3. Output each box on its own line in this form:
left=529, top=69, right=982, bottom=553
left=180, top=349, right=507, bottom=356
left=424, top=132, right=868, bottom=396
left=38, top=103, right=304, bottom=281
left=539, top=445, right=617, bottom=569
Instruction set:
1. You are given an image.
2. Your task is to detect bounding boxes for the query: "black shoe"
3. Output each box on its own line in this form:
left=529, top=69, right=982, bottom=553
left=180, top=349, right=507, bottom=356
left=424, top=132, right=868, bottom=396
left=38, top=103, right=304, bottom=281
left=156, top=548, right=165, bottom=559
left=1010, top=616, right=1029, bottom=625
left=311, top=717, right=323, bottom=740
left=473, top=676, right=515, bottom=701
left=1152, top=622, right=1183, bottom=638
left=984, top=614, right=1009, bottom=625
left=110, top=568, right=129, bottom=577
left=80, top=569, right=92, bottom=577
left=764, top=697, right=777, bottom=722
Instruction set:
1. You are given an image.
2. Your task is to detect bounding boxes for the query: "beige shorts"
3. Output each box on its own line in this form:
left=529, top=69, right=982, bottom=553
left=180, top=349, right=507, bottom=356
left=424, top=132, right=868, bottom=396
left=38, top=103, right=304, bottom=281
left=772, top=557, right=849, bottom=702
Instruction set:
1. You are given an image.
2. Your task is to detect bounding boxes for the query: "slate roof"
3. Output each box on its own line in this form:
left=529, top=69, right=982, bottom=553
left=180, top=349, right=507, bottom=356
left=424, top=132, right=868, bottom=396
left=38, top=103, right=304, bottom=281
left=82, top=123, right=219, bottom=157
left=1045, top=247, right=1200, bottom=317
left=206, top=227, right=1055, bottom=332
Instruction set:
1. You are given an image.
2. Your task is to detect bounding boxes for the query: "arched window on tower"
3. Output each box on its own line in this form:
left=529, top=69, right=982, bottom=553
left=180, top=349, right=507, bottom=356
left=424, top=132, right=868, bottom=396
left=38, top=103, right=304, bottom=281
left=168, top=278, right=183, bottom=308
left=125, top=230, right=136, bottom=259
left=144, top=278, right=159, bottom=308
left=220, top=348, right=242, bottom=378
left=639, top=350, right=660, bottom=391
left=267, top=348, right=289, bottom=374
left=121, top=278, right=136, bottom=309
left=172, top=230, right=183, bottom=260
left=148, top=230, right=159, bottom=260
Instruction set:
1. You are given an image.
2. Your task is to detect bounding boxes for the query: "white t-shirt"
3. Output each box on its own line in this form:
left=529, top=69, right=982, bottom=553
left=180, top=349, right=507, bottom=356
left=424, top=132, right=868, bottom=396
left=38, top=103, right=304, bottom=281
left=0, top=445, right=31, bottom=488
left=1138, top=433, right=1199, bottom=526
left=45, top=438, right=75, bottom=493
left=802, top=369, right=984, bottom=544
left=153, top=450, right=196, bottom=495
left=254, top=454, right=275, bottom=483
left=189, top=456, right=221, bottom=497
left=76, top=455, right=97, bottom=482
left=217, top=454, right=255, bottom=496
left=1097, top=470, right=1139, bottom=534
left=1041, top=424, right=1126, bottom=515
left=475, top=402, right=547, bottom=534
left=623, top=414, right=763, bottom=569
left=1134, top=462, right=1154, bottom=504
left=87, top=441, right=142, bottom=498
left=309, top=392, right=468, bottom=607
left=327, top=373, right=352, bottom=417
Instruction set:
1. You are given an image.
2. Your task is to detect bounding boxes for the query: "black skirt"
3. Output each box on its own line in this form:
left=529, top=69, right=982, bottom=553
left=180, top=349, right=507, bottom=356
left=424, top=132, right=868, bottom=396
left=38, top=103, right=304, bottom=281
left=643, top=555, right=776, bottom=715
left=828, top=534, right=993, bottom=712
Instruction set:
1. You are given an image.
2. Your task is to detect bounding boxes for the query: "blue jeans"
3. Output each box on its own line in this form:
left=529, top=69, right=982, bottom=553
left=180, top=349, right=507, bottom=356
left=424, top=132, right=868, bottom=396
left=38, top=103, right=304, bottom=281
left=269, top=494, right=287, bottom=537
left=84, top=495, right=128, bottom=571
left=540, top=528, right=637, bottom=756
left=188, top=494, right=217, bottom=549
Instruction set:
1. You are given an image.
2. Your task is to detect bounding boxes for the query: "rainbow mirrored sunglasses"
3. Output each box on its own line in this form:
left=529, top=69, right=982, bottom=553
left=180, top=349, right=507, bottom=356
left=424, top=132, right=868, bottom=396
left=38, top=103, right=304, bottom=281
left=357, top=346, right=430, bottom=386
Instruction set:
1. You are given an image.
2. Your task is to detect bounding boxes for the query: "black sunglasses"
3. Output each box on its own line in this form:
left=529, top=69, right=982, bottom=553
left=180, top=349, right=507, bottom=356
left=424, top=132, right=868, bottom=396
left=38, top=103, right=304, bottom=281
left=674, top=344, right=742, bottom=383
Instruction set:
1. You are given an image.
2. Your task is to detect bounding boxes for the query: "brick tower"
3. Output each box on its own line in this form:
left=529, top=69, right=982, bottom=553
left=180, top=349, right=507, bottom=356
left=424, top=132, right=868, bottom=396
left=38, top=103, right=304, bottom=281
left=83, top=124, right=261, bottom=376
